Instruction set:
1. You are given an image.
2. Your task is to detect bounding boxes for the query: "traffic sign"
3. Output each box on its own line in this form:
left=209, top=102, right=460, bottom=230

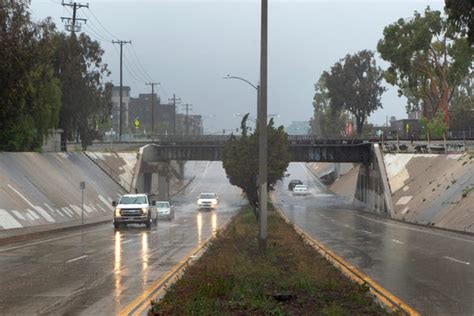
left=133, top=118, right=140, bottom=129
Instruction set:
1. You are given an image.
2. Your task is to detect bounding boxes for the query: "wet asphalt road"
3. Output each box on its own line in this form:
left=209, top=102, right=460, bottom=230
left=0, top=161, right=245, bottom=315
left=275, top=163, right=474, bottom=316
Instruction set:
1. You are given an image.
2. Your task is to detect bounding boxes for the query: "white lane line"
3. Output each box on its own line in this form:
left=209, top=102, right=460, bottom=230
left=391, top=239, right=404, bottom=244
left=344, top=224, right=350, bottom=228
left=443, top=256, right=471, bottom=265
left=7, top=184, right=36, bottom=209
left=362, top=230, right=372, bottom=234
left=122, top=240, right=133, bottom=245
left=0, top=227, right=110, bottom=253
left=189, top=161, right=211, bottom=194
left=353, top=213, right=474, bottom=245
left=66, top=255, right=88, bottom=263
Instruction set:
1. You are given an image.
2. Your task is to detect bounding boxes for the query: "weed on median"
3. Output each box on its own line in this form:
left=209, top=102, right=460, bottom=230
left=148, top=205, right=389, bottom=315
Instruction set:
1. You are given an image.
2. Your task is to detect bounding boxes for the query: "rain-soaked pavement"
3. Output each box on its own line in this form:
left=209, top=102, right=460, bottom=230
left=0, top=161, right=245, bottom=315
left=275, top=163, right=474, bottom=316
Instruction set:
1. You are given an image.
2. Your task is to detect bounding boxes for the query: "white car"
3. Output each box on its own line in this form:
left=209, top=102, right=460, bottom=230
left=197, top=193, right=219, bottom=210
left=292, top=185, right=308, bottom=196
left=156, top=201, right=174, bottom=220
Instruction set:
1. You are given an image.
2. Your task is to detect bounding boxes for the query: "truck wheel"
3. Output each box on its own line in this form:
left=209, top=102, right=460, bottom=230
left=146, top=217, right=152, bottom=229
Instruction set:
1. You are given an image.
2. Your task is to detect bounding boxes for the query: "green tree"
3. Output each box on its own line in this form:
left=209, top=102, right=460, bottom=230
left=450, top=75, right=474, bottom=131
left=324, top=50, right=386, bottom=135
left=420, top=110, right=447, bottom=139
left=0, top=0, right=61, bottom=151
left=222, top=115, right=291, bottom=213
left=445, top=0, right=473, bottom=45
left=52, top=33, right=110, bottom=150
left=377, top=7, right=472, bottom=126
left=309, top=74, right=349, bottom=137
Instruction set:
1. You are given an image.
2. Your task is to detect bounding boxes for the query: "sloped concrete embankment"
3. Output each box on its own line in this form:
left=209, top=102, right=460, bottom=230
left=385, top=153, right=474, bottom=232
left=0, top=153, right=124, bottom=234
left=314, top=151, right=474, bottom=233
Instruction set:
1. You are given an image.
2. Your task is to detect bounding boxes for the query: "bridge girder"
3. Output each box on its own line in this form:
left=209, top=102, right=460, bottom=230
left=146, top=143, right=372, bottom=164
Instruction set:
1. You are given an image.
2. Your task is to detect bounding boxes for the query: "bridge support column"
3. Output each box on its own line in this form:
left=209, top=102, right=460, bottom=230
left=157, top=162, right=170, bottom=201
left=178, top=161, right=185, bottom=179
left=143, top=173, right=152, bottom=194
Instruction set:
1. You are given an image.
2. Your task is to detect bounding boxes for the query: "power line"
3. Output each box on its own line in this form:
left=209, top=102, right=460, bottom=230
left=130, top=44, right=153, bottom=82
left=88, top=9, right=119, bottom=40
left=124, top=45, right=150, bottom=83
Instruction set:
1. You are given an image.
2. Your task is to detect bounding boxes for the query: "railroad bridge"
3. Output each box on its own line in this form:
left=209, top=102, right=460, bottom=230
left=141, top=135, right=372, bottom=163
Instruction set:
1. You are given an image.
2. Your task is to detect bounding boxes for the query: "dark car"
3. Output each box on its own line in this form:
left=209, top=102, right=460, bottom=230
left=288, top=179, right=303, bottom=191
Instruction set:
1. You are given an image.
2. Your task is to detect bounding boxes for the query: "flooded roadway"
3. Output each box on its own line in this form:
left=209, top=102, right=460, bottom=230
left=275, top=163, right=474, bottom=316
left=0, top=161, right=245, bottom=315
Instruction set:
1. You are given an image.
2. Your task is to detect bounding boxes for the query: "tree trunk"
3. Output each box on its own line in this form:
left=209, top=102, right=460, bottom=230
left=355, top=116, right=364, bottom=136
left=60, top=127, right=68, bottom=152
left=440, top=76, right=450, bottom=127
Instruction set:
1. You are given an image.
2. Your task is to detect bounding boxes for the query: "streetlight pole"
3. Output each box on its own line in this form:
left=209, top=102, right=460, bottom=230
left=258, top=0, right=268, bottom=253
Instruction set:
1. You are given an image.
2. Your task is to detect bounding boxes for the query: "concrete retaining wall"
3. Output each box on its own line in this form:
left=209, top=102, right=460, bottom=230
left=0, top=153, right=124, bottom=231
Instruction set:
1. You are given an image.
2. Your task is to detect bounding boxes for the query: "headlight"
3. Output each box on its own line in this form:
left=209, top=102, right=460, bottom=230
left=141, top=207, right=148, bottom=215
left=197, top=200, right=203, bottom=205
left=115, top=208, right=121, bottom=217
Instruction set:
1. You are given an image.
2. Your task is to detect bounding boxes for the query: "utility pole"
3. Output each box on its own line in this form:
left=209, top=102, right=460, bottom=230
left=61, top=1, right=88, bottom=34
left=168, top=94, right=181, bottom=135
left=112, top=40, right=132, bottom=141
left=182, top=104, right=193, bottom=135
left=258, top=0, right=268, bottom=254
left=146, top=82, right=159, bottom=134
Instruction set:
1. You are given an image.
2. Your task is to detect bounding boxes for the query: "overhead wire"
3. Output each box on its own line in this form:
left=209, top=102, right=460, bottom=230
left=130, top=44, right=153, bottom=82
left=124, top=45, right=152, bottom=83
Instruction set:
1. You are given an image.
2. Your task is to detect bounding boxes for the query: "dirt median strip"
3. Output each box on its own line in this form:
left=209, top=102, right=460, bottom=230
left=148, top=204, right=393, bottom=315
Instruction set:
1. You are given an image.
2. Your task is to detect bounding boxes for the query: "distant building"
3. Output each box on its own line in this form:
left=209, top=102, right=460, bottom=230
left=175, top=114, right=203, bottom=135
left=127, top=93, right=177, bottom=136
left=111, top=86, right=131, bottom=133
left=389, top=119, right=421, bottom=139
left=286, top=121, right=310, bottom=135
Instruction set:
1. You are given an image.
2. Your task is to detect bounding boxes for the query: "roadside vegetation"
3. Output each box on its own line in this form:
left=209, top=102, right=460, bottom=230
left=149, top=205, right=388, bottom=315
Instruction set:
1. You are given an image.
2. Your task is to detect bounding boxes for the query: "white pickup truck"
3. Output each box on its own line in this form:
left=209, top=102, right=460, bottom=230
left=112, top=194, right=157, bottom=229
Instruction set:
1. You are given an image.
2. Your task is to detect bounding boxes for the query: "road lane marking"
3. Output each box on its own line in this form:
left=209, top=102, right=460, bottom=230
left=122, top=240, right=133, bottom=245
left=66, top=255, right=88, bottom=263
left=391, top=239, right=404, bottom=244
left=362, top=230, right=372, bottom=234
left=353, top=213, right=474, bottom=244
left=0, top=227, right=110, bottom=253
left=271, top=198, right=419, bottom=316
left=344, top=224, right=350, bottom=228
left=443, top=256, right=470, bottom=265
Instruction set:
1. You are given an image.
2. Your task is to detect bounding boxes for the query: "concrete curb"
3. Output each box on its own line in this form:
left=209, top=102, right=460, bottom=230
left=0, top=218, right=111, bottom=246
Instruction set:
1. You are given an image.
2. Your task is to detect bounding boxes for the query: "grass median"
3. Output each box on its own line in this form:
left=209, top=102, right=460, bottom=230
left=149, top=204, right=388, bottom=315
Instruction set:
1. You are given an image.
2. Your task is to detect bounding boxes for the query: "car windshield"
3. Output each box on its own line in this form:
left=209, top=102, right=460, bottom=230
left=157, top=202, right=170, bottom=208
left=200, top=193, right=216, bottom=199
left=119, top=196, right=147, bottom=205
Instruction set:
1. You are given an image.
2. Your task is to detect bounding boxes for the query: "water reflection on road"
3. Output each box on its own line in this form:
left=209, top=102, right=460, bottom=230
left=275, top=163, right=474, bottom=315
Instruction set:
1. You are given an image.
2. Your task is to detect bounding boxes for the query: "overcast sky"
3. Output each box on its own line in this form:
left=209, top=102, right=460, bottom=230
left=32, top=0, right=444, bottom=133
